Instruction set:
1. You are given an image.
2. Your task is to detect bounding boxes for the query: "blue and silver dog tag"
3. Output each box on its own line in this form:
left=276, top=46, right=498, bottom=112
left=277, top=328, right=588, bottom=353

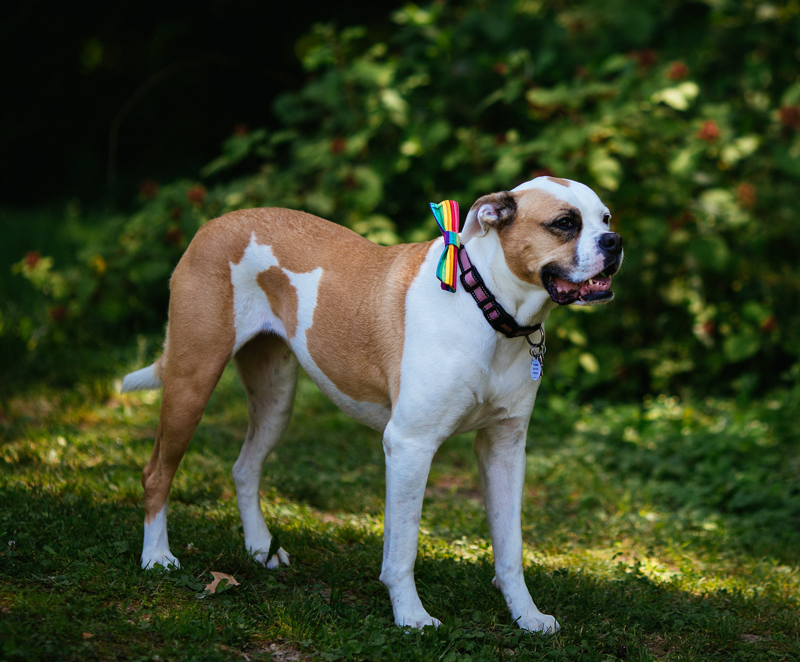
left=530, top=357, right=543, bottom=381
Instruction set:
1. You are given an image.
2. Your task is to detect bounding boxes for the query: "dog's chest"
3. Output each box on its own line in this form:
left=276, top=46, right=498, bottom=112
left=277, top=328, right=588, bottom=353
left=454, top=340, right=540, bottom=433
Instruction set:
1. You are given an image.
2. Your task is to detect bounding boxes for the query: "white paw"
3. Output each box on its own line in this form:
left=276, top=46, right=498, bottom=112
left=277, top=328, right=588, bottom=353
left=518, top=612, right=560, bottom=634
left=141, top=552, right=180, bottom=570
left=254, top=547, right=290, bottom=569
left=397, top=613, right=441, bottom=629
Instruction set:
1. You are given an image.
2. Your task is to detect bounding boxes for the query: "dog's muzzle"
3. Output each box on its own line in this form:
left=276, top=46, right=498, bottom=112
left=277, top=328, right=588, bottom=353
left=542, top=233, right=623, bottom=306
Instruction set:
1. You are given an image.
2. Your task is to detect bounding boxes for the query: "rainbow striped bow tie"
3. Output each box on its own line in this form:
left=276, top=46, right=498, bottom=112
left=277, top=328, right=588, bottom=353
left=430, top=200, right=461, bottom=293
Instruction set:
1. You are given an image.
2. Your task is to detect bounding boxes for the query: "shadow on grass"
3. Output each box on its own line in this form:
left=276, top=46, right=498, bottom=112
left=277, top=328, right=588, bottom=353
left=2, top=365, right=799, bottom=660
left=1, top=481, right=798, bottom=662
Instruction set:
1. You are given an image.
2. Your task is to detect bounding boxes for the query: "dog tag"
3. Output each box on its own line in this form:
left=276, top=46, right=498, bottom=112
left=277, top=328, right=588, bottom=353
left=530, top=357, right=542, bottom=381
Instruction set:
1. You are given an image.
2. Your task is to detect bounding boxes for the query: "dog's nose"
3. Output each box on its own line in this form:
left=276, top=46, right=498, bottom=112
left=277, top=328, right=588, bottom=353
left=598, top=232, right=622, bottom=254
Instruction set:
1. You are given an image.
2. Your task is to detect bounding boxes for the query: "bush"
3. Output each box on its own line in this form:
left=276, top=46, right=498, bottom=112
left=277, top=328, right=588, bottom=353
left=7, top=0, right=800, bottom=398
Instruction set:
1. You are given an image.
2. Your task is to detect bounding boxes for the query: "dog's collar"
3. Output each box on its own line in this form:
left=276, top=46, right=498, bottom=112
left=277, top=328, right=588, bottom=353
left=430, top=197, right=543, bottom=343
left=458, top=248, right=543, bottom=340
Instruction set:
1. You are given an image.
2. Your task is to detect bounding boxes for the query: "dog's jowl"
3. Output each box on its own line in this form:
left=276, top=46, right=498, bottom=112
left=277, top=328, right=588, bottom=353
left=122, top=176, right=623, bottom=633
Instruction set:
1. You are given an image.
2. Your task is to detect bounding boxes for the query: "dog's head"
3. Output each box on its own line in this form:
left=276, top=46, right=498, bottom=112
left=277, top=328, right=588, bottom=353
left=461, top=177, right=623, bottom=306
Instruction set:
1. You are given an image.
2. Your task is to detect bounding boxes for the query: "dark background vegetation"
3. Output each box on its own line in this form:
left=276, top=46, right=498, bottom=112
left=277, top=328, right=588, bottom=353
left=2, top=0, right=404, bottom=204
left=4, top=0, right=800, bottom=403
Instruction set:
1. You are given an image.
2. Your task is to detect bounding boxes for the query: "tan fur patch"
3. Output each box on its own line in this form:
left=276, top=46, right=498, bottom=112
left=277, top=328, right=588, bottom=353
left=499, top=189, right=580, bottom=286
left=196, top=209, right=430, bottom=408
left=256, top=267, right=298, bottom=339
left=547, top=177, right=571, bottom=187
left=307, top=241, right=430, bottom=406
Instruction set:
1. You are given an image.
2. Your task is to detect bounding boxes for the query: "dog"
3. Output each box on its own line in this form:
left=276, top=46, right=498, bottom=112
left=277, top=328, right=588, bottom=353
left=121, top=175, right=622, bottom=633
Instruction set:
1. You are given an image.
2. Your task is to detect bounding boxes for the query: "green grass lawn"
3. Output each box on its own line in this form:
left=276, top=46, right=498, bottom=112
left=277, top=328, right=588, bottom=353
left=1, top=359, right=798, bottom=661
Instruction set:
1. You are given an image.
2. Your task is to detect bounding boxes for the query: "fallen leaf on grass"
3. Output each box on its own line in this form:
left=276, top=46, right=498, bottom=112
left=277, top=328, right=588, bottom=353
left=82, top=632, right=94, bottom=639
left=204, top=572, right=240, bottom=595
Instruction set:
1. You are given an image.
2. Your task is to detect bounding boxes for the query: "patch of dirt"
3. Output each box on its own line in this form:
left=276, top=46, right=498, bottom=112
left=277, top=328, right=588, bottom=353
left=644, top=635, right=680, bottom=659
left=265, top=643, right=307, bottom=661
left=425, top=474, right=482, bottom=501
left=0, top=589, right=16, bottom=614
left=5, top=395, right=55, bottom=422
left=249, top=640, right=309, bottom=661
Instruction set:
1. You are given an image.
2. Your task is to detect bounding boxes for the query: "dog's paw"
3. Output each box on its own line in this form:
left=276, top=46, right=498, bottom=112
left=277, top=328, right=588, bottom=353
left=141, top=551, right=180, bottom=570
left=254, top=547, right=290, bottom=569
left=397, top=612, right=441, bottom=630
left=518, top=612, right=560, bottom=634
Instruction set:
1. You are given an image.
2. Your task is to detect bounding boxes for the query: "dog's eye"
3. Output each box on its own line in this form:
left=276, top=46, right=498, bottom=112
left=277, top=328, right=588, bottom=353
left=555, top=218, right=573, bottom=229
left=602, top=213, right=611, bottom=225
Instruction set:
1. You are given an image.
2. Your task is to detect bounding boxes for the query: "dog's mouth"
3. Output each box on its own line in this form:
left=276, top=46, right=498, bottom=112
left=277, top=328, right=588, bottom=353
left=542, top=267, right=616, bottom=305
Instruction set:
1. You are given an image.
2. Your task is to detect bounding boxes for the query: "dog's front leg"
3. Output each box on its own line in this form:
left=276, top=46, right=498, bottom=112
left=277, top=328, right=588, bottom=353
left=379, top=421, right=441, bottom=629
left=474, top=419, right=559, bottom=634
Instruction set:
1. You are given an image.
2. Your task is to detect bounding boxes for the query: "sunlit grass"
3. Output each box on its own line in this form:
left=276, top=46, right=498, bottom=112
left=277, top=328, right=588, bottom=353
left=1, top=361, right=798, bottom=661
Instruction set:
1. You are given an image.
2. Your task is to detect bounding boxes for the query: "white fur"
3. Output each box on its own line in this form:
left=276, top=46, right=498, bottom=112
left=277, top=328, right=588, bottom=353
left=141, top=504, right=179, bottom=569
left=121, top=364, right=162, bottom=393
left=232, top=403, right=292, bottom=568
left=230, top=234, right=286, bottom=353
left=474, top=421, right=558, bottom=633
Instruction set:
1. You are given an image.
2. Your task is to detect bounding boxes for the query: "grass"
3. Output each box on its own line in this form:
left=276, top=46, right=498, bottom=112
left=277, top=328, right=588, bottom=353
left=1, top=355, right=799, bottom=661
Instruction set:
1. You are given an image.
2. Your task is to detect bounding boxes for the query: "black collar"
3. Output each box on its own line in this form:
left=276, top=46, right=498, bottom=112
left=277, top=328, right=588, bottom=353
left=457, top=248, right=543, bottom=339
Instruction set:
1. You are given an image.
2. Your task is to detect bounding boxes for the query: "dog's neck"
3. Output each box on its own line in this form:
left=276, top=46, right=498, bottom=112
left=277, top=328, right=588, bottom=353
left=463, top=231, right=557, bottom=329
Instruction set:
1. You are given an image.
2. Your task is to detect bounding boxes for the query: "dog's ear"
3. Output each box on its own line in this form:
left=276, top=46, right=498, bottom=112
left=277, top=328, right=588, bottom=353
left=460, top=191, right=517, bottom=244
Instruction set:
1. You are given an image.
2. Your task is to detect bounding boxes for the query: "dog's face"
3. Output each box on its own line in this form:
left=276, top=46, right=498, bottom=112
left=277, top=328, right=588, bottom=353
left=463, top=177, right=623, bottom=306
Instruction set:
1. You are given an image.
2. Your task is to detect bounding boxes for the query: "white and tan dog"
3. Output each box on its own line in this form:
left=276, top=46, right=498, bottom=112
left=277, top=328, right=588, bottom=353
left=122, top=176, right=622, bottom=633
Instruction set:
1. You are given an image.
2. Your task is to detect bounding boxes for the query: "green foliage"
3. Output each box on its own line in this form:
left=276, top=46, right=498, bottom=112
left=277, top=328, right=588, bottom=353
left=7, top=0, right=800, bottom=397
left=1, top=365, right=799, bottom=660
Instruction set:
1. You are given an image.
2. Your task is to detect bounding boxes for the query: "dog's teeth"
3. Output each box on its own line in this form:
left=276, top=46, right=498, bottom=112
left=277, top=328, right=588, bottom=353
left=589, top=279, right=595, bottom=285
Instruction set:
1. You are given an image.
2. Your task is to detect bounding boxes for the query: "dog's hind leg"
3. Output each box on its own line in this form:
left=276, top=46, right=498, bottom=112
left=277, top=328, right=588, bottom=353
left=232, top=333, right=298, bottom=568
left=474, top=418, right=559, bottom=633
left=141, top=364, right=228, bottom=569
left=141, top=296, right=234, bottom=570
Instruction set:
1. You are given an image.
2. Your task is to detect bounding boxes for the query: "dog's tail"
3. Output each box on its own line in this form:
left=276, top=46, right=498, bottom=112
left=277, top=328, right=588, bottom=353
left=121, top=355, right=165, bottom=392
left=122, top=327, right=170, bottom=393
